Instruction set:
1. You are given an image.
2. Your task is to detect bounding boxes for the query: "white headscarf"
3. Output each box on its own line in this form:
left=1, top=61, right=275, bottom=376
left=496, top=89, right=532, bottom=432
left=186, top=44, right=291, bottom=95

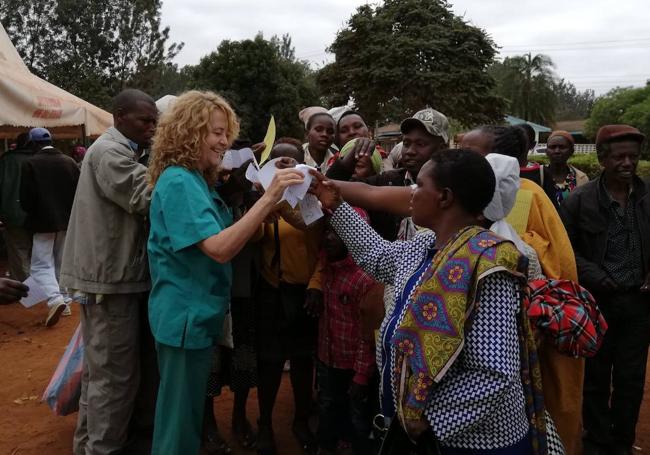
left=484, top=153, right=528, bottom=254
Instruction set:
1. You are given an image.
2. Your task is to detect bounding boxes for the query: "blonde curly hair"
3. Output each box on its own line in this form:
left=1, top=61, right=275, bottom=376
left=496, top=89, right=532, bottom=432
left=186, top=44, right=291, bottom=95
left=148, top=90, right=240, bottom=187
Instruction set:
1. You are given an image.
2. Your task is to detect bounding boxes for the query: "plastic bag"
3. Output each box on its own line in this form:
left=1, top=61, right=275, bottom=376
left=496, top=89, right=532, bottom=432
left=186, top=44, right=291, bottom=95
left=42, top=324, right=84, bottom=415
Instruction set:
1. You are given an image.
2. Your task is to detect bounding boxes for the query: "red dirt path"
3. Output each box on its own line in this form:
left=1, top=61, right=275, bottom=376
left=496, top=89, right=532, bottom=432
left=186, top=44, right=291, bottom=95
left=0, top=302, right=649, bottom=454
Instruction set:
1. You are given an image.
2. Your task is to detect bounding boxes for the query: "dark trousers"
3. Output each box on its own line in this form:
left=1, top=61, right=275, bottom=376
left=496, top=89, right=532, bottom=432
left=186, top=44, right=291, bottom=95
left=583, top=291, right=650, bottom=447
left=316, top=361, right=374, bottom=454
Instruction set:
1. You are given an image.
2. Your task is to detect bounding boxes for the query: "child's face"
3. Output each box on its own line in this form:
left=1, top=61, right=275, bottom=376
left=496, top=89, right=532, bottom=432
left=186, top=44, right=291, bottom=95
left=352, top=154, right=375, bottom=180
left=270, top=143, right=304, bottom=163
left=323, top=226, right=347, bottom=261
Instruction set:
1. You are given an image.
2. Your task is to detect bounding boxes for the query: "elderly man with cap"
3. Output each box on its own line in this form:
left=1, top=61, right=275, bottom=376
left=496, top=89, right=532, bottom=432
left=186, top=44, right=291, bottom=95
left=544, top=130, right=589, bottom=205
left=19, top=127, right=80, bottom=326
left=327, top=107, right=449, bottom=241
left=560, top=125, right=649, bottom=455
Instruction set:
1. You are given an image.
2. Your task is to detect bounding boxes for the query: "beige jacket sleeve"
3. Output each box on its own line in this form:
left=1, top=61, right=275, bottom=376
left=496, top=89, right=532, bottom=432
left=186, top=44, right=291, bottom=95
left=94, top=148, right=151, bottom=216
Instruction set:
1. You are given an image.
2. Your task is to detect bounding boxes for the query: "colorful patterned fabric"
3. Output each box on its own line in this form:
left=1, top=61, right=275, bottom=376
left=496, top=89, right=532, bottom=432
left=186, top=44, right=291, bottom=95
left=422, top=272, right=531, bottom=449
left=527, top=279, right=608, bottom=358
left=553, top=166, right=578, bottom=205
left=518, top=289, right=548, bottom=455
left=391, top=226, right=521, bottom=420
left=329, top=203, right=545, bottom=449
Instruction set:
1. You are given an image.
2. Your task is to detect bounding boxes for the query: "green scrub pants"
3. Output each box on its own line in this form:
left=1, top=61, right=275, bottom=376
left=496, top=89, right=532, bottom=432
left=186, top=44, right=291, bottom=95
left=151, top=342, right=213, bottom=455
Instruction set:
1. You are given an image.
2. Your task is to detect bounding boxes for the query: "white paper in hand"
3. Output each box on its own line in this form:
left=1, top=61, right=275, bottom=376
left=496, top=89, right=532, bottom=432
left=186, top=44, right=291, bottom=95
left=20, top=276, right=49, bottom=308
left=256, top=157, right=281, bottom=190
left=223, top=148, right=257, bottom=170
left=245, top=162, right=260, bottom=184
left=283, top=164, right=314, bottom=208
left=221, top=150, right=236, bottom=170
left=299, top=194, right=324, bottom=225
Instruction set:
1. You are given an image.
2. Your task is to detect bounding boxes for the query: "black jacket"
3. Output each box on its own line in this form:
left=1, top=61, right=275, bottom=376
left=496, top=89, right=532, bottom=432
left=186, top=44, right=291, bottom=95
left=20, top=147, right=80, bottom=233
left=327, top=159, right=408, bottom=240
left=559, top=173, right=650, bottom=295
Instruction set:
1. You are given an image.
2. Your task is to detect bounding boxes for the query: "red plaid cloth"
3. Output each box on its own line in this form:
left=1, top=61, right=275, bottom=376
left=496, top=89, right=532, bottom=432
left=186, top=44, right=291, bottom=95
left=318, top=254, right=377, bottom=384
left=526, top=279, right=608, bottom=358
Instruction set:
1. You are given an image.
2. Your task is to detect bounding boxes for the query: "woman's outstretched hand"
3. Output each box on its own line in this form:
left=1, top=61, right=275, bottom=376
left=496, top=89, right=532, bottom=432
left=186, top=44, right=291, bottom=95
left=263, top=168, right=304, bottom=204
left=309, top=170, right=343, bottom=211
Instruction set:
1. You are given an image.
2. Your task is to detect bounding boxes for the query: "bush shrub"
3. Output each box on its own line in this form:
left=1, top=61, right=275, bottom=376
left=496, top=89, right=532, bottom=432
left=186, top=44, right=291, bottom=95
left=530, top=152, right=650, bottom=179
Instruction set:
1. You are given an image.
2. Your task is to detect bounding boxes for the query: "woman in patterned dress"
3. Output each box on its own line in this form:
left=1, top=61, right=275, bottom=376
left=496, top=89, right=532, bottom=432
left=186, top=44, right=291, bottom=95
left=311, top=149, right=547, bottom=454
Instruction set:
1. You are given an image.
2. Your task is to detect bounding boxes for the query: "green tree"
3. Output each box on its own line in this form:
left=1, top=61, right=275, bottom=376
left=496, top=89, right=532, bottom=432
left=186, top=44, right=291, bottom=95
left=555, top=79, right=595, bottom=121
left=1, top=0, right=182, bottom=109
left=317, top=0, right=505, bottom=127
left=143, top=63, right=192, bottom=100
left=0, top=0, right=58, bottom=76
left=189, top=33, right=319, bottom=141
left=490, top=53, right=557, bottom=125
left=585, top=83, right=650, bottom=155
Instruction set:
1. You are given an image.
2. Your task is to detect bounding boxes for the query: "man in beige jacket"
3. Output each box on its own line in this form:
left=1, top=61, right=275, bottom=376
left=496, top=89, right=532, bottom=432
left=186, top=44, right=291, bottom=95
left=61, top=89, right=157, bottom=455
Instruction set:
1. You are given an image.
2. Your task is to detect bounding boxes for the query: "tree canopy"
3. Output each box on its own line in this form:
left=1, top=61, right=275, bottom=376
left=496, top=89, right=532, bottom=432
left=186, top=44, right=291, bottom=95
left=554, top=79, right=595, bottom=121
left=317, top=0, right=505, bottom=127
left=585, top=84, right=650, bottom=152
left=490, top=53, right=557, bottom=125
left=190, top=33, right=319, bottom=141
left=1, top=0, right=182, bottom=108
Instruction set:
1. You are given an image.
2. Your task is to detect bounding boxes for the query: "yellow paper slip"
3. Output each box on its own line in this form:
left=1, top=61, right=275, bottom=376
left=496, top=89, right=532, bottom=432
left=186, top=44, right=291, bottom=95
left=505, top=189, right=533, bottom=235
left=259, top=115, right=276, bottom=164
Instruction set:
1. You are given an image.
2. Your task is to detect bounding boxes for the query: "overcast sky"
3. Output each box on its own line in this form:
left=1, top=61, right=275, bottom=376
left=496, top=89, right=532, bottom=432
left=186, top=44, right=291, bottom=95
left=161, top=0, right=650, bottom=96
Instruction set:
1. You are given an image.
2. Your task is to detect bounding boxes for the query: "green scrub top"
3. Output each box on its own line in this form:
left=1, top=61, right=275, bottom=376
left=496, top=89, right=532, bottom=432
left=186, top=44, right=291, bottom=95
left=148, top=166, right=233, bottom=349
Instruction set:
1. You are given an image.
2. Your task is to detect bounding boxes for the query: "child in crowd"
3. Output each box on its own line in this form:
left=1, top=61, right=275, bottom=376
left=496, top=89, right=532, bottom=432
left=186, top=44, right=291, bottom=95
left=316, top=211, right=383, bottom=455
left=255, top=138, right=324, bottom=455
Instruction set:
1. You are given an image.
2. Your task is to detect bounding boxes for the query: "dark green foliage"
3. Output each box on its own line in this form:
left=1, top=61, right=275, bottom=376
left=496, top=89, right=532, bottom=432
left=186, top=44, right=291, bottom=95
left=1, top=0, right=183, bottom=109
left=189, top=33, right=319, bottom=141
left=530, top=152, right=650, bottom=178
left=555, top=79, right=595, bottom=121
left=490, top=53, right=556, bottom=125
left=317, top=0, right=505, bottom=127
left=585, top=85, right=650, bottom=155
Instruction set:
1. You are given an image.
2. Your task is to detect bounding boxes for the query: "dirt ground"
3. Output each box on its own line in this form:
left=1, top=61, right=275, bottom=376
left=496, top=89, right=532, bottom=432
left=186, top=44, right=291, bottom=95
left=1, top=301, right=649, bottom=455
left=0, top=303, right=306, bottom=455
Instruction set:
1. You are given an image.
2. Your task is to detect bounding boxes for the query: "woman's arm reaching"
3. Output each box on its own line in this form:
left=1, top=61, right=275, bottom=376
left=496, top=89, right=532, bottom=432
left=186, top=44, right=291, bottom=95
left=335, top=180, right=412, bottom=218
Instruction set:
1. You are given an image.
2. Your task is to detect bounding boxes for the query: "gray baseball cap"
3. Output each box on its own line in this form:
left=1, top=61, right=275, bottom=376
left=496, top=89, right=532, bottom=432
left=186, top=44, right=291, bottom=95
left=400, top=108, right=450, bottom=144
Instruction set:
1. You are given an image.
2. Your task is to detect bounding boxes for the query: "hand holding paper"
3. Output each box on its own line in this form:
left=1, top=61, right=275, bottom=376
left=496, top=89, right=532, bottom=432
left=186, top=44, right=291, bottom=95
left=0, top=277, right=29, bottom=304
left=246, top=158, right=324, bottom=224
left=20, top=276, right=48, bottom=308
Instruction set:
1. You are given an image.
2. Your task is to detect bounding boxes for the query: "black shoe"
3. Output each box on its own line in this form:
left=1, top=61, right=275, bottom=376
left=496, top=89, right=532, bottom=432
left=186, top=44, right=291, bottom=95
left=292, top=420, right=317, bottom=454
left=611, top=444, right=634, bottom=455
left=203, top=432, right=232, bottom=455
left=257, top=423, right=276, bottom=455
left=583, top=438, right=612, bottom=455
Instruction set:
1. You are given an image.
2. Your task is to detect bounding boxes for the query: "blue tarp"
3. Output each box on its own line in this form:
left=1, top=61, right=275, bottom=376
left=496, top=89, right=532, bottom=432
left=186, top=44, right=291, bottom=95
left=504, top=115, right=552, bottom=133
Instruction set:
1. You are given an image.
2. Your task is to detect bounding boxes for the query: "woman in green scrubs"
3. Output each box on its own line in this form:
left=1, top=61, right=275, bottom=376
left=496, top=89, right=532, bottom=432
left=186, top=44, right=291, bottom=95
left=146, top=90, right=304, bottom=454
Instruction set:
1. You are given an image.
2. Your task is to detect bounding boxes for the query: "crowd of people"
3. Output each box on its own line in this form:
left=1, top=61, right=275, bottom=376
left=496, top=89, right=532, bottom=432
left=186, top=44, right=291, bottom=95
left=0, top=87, right=647, bottom=455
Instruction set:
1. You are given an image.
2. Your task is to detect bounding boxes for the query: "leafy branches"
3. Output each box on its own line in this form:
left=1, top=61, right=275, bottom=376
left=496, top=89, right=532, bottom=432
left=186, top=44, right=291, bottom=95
left=317, top=0, right=505, bottom=127
left=189, top=33, right=318, bottom=141
left=1, top=0, right=183, bottom=108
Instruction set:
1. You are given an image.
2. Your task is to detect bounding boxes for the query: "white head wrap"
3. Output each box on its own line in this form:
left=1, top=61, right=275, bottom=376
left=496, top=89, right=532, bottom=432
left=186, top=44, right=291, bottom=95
left=155, top=94, right=177, bottom=114
left=484, top=153, right=528, bottom=254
